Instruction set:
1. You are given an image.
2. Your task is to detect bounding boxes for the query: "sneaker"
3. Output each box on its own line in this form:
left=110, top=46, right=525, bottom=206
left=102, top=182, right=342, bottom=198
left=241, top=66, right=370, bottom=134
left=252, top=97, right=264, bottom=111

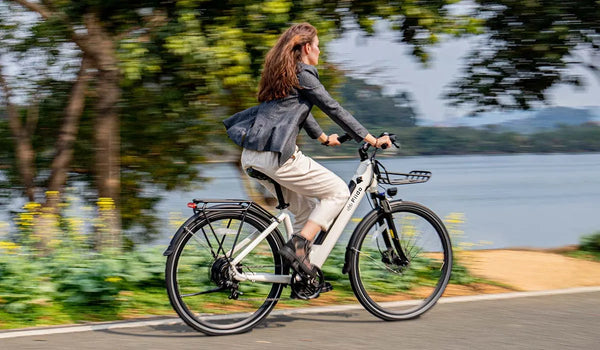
left=278, top=235, right=317, bottom=279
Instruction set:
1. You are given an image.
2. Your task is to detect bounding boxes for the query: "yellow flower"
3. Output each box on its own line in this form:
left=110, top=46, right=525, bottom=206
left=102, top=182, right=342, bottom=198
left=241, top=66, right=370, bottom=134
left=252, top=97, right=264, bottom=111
left=98, top=198, right=116, bottom=211
left=105, top=277, right=122, bottom=283
left=0, top=241, right=20, bottom=254
left=23, top=202, right=41, bottom=210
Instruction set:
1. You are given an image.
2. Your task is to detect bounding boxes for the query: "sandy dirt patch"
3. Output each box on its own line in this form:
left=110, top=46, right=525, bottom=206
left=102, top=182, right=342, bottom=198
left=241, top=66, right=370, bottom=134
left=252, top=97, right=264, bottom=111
left=458, top=249, right=600, bottom=291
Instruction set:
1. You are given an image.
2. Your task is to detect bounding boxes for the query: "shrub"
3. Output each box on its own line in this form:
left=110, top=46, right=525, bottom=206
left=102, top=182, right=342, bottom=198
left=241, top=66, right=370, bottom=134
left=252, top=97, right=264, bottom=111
left=0, top=246, right=167, bottom=315
left=579, top=232, right=600, bottom=253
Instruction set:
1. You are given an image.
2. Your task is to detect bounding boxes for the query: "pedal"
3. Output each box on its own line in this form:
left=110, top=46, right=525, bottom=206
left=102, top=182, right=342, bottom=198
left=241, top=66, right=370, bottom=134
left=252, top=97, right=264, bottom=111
left=320, top=281, right=333, bottom=293
left=290, top=270, right=323, bottom=300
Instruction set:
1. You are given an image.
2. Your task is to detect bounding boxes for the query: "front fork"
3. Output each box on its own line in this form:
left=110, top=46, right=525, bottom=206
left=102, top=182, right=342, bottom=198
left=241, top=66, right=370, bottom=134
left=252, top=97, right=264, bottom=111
left=375, top=195, right=410, bottom=267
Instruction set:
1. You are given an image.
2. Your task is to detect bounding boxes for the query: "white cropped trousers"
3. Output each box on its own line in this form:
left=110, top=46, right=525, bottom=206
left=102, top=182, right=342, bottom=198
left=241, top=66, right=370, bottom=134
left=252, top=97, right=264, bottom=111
left=241, top=147, right=350, bottom=236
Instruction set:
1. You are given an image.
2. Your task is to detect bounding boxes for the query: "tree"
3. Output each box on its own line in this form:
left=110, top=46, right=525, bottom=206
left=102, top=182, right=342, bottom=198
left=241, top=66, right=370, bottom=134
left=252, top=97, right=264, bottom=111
left=1, top=0, right=472, bottom=248
left=445, top=0, right=600, bottom=113
left=2, top=0, right=154, bottom=249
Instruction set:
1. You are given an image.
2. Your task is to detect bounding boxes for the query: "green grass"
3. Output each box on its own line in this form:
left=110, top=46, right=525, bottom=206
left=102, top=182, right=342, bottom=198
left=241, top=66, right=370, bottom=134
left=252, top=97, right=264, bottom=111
left=563, top=250, right=600, bottom=262
left=561, top=232, right=600, bottom=262
left=0, top=288, right=174, bottom=330
left=1, top=244, right=485, bottom=330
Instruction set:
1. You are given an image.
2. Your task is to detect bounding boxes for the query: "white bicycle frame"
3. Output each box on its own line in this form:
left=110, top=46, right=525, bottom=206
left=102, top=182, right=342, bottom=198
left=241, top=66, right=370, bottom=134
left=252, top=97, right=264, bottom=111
left=228, top=157, right=379, bottom=285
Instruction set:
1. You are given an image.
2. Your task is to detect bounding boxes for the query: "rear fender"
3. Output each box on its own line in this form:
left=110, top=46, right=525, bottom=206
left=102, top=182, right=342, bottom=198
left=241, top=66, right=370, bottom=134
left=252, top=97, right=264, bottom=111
left=163, top=202, right=277, bottom=256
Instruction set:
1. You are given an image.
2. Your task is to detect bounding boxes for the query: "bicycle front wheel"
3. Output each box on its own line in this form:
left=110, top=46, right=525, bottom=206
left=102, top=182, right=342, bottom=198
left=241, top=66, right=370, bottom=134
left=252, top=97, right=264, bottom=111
left=348, top=201, right=452, bottom=320
left=165, top=210, right=286, bottom=335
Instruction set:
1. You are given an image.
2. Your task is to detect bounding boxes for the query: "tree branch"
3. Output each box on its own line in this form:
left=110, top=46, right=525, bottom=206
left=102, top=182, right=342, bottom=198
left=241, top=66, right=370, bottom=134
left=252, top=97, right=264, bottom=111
left=25, top=100, right=39, bottom=137
left=9, top=0, right=95, bottom=54
left=0, top=61, right=22, bottom=135
left=0, top=60, right=37, bottom=201
left=47, top=54, right=94, bottom=196
left=10, top=0, right=53, bottom=20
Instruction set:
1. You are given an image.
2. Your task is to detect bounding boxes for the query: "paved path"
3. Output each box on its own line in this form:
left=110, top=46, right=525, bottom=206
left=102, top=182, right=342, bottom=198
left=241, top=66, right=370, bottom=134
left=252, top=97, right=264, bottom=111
left=2, top=290, right=599, bottom=350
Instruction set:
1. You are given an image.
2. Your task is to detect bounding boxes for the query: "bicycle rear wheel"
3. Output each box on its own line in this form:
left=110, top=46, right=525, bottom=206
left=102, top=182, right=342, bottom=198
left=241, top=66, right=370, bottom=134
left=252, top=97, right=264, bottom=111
left=165, top=210, right=286, bottom=335
left=348, top=201, right=452, bottom=320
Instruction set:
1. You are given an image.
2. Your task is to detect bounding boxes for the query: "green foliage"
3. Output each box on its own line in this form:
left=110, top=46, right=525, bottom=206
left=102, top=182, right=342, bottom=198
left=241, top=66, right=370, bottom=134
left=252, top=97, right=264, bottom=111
left=445, top=0, right=600, bottom=112
left=320, top=245, right=352, bottom=293
left=0, top=251, right=54, bottom=316
left=0, top=245, right=166, bottom=316
left=579, top=232, right=600, bottom=253
left=449, top=261, right=477, bottom=285
left=2, top=0, right=469, bottom=243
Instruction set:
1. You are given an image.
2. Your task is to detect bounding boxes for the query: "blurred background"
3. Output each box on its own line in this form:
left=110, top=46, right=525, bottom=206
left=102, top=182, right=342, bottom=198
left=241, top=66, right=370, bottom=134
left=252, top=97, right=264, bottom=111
left=1, top=0, right=599, bottom=329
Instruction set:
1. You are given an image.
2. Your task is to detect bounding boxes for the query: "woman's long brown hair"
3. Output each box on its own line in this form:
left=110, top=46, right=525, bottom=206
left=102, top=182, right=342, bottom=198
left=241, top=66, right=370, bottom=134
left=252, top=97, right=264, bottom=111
left=258, top=23, right=317, bottom=102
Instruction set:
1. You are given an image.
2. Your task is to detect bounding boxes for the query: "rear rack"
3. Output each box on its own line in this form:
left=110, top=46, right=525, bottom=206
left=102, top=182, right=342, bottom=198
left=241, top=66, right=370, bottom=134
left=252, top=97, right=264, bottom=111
left=375, top=161, right=431, bottom=185
left=189, top=199, right=275, bottom=220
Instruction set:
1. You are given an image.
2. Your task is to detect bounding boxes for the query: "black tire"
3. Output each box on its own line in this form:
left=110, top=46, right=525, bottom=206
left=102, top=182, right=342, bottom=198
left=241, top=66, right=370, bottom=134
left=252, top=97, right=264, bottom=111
left=348, top=201, right=452, bottom=320
left=165, top=209, right=286, bottom=335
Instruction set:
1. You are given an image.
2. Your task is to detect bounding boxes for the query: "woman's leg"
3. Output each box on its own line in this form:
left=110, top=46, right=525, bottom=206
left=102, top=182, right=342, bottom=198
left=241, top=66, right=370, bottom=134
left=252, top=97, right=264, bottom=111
left=241, top=147, right=349, bottom=275
left=249, top=177, right=318, bottom=236
left=242, top=147, right=349, bottom=236
left=272, top=150, right=350, bottom=236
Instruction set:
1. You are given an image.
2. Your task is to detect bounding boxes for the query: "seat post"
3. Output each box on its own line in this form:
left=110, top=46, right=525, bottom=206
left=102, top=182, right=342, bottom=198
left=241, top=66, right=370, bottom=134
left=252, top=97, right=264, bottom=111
left=272, top=182, right=289, bottom=210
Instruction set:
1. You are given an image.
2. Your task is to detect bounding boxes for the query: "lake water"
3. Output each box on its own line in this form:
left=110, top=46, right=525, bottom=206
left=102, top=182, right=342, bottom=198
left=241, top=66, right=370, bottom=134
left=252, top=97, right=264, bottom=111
left=156, top=153, right=600, bottom=249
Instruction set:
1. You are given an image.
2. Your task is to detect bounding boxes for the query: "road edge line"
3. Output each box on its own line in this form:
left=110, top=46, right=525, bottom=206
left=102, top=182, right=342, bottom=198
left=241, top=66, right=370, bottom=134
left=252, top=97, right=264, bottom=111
left=1, top=286, right=599, bottom=339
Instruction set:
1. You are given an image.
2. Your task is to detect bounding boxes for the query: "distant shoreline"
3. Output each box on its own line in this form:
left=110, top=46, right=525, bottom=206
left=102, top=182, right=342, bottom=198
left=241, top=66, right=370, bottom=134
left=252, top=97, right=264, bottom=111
left=198, top=150, right=600, bottom=164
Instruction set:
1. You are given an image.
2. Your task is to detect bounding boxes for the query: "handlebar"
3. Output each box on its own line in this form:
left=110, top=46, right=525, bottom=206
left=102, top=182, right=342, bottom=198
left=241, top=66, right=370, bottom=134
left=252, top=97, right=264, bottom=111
left=380, top=132, right=400, bottom=149
left=321, top=133, right=352, bottom=146
left=323, top=132, right=400, bottom=161
left=337, top=133, right=352, bottom=144
left=326, top=133, right=398, bottom=148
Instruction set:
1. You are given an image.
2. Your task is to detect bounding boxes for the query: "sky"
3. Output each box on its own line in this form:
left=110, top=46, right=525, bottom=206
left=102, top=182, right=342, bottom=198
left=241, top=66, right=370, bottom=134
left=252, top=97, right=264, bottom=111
left=326, top=22, right=600, bottom=125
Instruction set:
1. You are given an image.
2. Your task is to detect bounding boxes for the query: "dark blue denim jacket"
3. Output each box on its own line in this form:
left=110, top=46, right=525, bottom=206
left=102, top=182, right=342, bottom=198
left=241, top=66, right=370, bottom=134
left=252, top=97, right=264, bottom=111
left=224, top=63, right=368, bottom=165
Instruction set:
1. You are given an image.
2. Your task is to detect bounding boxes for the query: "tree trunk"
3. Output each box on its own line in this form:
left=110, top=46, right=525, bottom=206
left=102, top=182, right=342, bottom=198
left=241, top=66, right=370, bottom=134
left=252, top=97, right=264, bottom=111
left=29, top=55, right=94, bottom=253
left=45, top=54, right=93, bottom=207
left=85, top=14, right=122, bottom=251
left=0, top=63, right=36, bottom=202
left=7, top=2, right=123, bottom=251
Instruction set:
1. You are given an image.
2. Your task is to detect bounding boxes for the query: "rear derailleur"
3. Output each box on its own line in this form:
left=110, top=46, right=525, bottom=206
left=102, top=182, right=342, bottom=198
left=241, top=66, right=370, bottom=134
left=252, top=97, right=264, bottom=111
left=210, top=257, right=243, bottom=300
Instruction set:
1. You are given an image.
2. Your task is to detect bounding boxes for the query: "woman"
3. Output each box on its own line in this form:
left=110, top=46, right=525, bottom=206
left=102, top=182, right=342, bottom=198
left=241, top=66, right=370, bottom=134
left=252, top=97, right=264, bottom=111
left=224, top=23, right=391, bottom=278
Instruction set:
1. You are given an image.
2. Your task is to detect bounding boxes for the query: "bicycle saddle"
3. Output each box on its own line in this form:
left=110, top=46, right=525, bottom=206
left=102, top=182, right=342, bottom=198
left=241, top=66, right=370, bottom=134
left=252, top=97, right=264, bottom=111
left=245, top=167, right=289, bottom=210
left=245, top=167, right=271, bottom=181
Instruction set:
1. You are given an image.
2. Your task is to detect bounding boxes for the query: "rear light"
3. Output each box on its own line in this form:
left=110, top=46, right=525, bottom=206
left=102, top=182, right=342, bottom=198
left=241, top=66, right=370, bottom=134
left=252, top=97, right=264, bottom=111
left=187, top=202, right=197, bottom=209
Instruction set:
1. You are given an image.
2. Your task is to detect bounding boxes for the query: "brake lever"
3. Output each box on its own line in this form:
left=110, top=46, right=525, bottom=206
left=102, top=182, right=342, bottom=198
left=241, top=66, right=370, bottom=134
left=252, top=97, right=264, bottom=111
left=379, top=132, right=398, bottom=149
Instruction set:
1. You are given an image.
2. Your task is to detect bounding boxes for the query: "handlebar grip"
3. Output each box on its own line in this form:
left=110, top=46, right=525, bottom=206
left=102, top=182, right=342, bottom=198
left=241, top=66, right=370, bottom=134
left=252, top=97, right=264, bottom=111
left=338, top=133, right=352, bottom=143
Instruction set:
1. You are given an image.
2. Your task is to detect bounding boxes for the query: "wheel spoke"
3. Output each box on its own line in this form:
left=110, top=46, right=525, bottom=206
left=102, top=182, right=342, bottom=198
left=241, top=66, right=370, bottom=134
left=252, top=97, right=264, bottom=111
left=349, top=202, right=452, bottom=321
left=182, top=286, right=227, bottom=297
left=165, top=211, right=285, bottom=335
left=352, top=247, right=404, bottom=274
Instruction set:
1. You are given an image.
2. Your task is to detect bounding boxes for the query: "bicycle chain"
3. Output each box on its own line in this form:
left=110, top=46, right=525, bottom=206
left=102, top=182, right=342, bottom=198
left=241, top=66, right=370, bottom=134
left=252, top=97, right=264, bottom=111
left=236, top=296, right=292, bottom=302
left=229, top=265, right=293, bottom=301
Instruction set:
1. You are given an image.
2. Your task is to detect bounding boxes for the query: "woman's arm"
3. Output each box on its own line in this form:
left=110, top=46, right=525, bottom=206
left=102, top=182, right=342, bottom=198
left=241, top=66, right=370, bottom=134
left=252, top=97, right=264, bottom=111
left=298, top=69, right=368, bottom=141
left=298, top=68, right=391, bottom=148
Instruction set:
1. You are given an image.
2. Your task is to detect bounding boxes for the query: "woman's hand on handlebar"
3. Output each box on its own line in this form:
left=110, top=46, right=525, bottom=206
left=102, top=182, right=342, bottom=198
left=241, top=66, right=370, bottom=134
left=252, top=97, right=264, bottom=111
left=375, top=135, right=392, bottom=149
left=319, top=133, right=343, bottom=146
left=364, top=133, right=392, bottom=149
left=326, top=133, right=342, bottom=146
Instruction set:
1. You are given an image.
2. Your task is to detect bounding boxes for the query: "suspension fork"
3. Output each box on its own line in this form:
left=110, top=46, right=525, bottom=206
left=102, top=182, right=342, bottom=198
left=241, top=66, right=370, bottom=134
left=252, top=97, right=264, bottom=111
left=376, top=196, right=410, bottom=266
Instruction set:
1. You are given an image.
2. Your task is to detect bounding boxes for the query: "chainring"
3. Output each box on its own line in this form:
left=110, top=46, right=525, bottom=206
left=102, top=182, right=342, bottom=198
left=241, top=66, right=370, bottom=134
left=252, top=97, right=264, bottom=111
left=290, top=267, right=325, bottom=300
